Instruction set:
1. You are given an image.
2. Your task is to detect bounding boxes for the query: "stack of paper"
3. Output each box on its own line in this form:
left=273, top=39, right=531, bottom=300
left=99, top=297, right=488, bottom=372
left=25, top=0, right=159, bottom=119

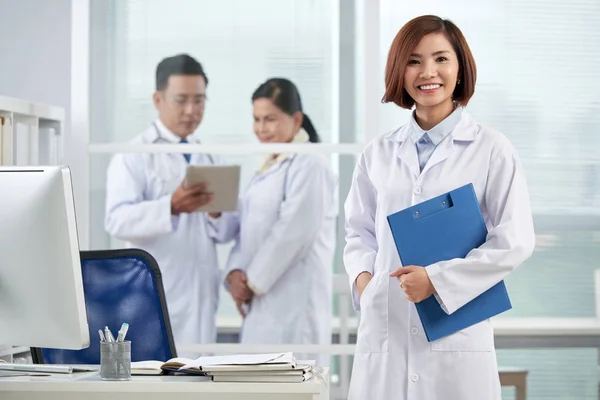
left=206, top=360, right=315, bottom=383
left=186, top=353, right=314, bottom=382
left=131, top=352, right=315, bottom=382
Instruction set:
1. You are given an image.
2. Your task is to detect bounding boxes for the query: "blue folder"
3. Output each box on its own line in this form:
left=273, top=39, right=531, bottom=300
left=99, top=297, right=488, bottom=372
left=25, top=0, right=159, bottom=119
left=386, top=183, right=511, bottom=342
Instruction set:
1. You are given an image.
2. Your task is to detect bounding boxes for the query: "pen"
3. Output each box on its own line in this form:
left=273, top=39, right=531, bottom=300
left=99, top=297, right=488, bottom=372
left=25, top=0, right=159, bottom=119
left=98, top=329, right=106, bottom=342
left=105, top=326, right=115, bottom=342
left=116, top=323, right=129, bottom=342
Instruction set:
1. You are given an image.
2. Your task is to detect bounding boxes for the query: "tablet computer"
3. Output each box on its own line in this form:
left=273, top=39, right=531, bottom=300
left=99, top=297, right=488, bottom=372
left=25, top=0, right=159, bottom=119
left=184, top=165, right=241, bottom=212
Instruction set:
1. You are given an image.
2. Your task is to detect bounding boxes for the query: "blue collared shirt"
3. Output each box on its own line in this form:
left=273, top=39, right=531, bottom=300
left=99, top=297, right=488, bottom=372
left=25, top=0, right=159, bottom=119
left=409, top=107, right=463, bottom=171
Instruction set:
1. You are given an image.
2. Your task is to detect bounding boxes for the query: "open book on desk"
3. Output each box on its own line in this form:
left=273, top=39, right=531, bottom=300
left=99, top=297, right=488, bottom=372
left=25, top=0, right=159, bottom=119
left=131, top=358, right=199, bottom=376
left=131, top=352, right=296, bottom=376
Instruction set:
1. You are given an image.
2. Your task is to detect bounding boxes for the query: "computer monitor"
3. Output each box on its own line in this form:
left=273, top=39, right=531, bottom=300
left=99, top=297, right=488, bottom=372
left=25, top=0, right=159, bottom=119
left=0, top=165, right=89, bottom=349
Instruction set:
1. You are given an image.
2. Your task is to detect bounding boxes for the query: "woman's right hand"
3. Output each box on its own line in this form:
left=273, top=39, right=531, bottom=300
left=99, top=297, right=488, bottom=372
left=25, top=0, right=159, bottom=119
left=356, top=271, right=373, bottom=298
left=227, top=270, right=254, bottom=318
left=227, top=270, right=253, bottom=301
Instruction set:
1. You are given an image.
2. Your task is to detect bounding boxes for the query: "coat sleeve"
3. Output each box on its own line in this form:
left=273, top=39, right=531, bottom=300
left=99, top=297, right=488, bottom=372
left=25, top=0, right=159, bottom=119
left=245, top=159, right=334, bottom=296
left=205, top=211, right=240, bottom=243
left=204, top=154, right=241, bottom=243
left=221, top=204, right=245, bottom=291
left=343, top=153, right=378, bottom=311
left=426, top=139, right=536, bottom=315
left=105, top=153, right=177, bottom=242
left=222, top=235, right=245, bottom=293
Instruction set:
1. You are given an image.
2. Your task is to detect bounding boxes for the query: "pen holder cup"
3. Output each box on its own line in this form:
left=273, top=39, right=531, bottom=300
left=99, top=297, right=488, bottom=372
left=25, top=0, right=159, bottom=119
left=100, top=340, right=131, bottom=381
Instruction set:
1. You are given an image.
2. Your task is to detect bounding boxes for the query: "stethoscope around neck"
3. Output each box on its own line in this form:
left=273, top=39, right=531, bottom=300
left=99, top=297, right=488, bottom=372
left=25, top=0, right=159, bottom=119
left=152, top=122, right=215, bottom=165
left=249, top=155, right=296, bottom=202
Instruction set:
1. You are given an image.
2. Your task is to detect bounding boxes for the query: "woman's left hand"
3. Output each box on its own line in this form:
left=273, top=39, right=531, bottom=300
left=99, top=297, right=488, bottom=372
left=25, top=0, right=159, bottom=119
left=389, top=266, right=435, bottom=303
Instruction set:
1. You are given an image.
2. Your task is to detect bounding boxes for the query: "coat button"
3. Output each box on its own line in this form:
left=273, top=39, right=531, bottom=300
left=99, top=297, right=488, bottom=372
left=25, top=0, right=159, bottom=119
left=414, top=186, right=422, bottom=195
left=411, top=327, right=418, bottom=335
left=411, top=374, right=419, bottom=382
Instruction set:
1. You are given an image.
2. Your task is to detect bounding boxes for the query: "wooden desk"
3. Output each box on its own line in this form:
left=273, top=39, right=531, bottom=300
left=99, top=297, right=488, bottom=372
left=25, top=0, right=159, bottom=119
left=0, top=371, right=330, bottom=400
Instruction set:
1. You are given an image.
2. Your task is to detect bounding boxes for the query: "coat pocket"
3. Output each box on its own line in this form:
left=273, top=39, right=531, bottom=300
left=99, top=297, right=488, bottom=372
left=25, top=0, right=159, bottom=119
left=354, top=274, right=389, bottom=353
left=430, top=319, right=494, bottom=352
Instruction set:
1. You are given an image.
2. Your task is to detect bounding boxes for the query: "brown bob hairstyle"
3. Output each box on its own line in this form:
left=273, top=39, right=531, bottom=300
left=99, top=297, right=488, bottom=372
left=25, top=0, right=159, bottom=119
left=382, top=15, right=477, bottom=109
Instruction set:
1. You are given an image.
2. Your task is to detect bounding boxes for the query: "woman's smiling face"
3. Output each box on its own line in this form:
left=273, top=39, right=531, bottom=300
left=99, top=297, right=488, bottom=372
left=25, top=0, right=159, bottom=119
left=403, top=32, right=459, bottom=111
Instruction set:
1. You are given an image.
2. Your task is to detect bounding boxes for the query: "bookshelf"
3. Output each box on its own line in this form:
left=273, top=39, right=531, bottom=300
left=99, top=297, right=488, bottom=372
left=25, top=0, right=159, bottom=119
left=0, top=96, right=65, bottom=363
left=0, top=95, right=65, bottom=167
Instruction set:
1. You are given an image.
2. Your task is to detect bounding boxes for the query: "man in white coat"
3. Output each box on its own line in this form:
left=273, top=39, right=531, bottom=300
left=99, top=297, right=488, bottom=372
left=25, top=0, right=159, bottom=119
left=105, top=54, right=235, bottom=354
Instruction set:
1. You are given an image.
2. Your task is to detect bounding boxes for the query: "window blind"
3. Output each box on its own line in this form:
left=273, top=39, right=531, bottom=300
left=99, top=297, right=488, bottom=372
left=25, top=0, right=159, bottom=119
left=97, top=0, right=336, bottom=144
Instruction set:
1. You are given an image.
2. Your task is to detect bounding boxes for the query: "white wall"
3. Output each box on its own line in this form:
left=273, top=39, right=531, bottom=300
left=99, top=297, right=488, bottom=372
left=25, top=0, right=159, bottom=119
left=0, top=0, right=71, bottom=108
left=0, top=0, right=90, bottom=248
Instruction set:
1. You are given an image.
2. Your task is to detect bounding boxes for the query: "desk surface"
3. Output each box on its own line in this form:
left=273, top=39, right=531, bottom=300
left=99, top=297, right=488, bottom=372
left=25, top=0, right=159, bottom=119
left=0, top=371, right=330, bottom=400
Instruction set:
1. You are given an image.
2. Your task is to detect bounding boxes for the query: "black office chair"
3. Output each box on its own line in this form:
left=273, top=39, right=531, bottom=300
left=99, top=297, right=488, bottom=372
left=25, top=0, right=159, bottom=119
left=32, top=249, right=177, bottom=364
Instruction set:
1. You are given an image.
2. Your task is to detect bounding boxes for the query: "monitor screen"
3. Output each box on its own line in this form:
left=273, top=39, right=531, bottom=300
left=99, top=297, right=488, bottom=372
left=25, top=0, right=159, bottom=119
left=0, top=166, right=89, bottom=349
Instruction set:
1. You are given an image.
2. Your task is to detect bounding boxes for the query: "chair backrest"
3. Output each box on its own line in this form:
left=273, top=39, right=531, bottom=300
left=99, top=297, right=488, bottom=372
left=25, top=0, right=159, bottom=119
left=31, top=249, right=177, bottom=364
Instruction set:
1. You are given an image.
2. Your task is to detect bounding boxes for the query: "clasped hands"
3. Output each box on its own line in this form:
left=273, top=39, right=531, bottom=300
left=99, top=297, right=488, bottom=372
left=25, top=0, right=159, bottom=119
left=357, top=266, right=435, bottom=303
left=226, top=270, right=254, bottom=317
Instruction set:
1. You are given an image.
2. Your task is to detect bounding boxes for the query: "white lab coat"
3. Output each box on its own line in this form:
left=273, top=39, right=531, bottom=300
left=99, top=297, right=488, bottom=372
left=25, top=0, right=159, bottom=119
left=224, top=153, right=337, bottom=366
left=105, top=121, right=236, bottom=355
left=344, top=111, right=535, bottom=399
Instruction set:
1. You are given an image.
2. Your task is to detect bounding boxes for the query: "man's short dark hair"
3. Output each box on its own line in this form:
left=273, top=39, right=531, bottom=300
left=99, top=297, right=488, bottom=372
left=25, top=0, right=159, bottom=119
left=155, top=54, right=208, bottom=91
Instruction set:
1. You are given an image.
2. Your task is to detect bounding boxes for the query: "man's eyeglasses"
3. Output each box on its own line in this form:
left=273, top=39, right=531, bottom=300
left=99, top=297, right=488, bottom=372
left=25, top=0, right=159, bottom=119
left=167, top=95, right=207, bottom=109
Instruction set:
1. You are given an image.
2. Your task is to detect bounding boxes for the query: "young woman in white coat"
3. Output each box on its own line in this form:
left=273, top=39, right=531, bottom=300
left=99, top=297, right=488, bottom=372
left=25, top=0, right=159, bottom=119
left=344, top=15, right=536, bottom=399
left=224, top=78, right=336, bottom=366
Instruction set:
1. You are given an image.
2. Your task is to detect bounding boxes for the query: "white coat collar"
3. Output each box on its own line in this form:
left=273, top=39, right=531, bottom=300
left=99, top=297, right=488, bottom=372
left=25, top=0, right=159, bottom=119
left=408, top=107, right=462, bottom=145
left=138, top=120, right=202, bottom=165
left=385, top=109, right=479, bottom=178
left=257, top=128, right=309, bottom=176
left=152, top=119, right=200, bottom=144
left=384, top=108, right=479, bottom=144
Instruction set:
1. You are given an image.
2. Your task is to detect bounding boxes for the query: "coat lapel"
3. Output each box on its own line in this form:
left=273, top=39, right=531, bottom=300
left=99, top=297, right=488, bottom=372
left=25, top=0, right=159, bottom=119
left=422, top=112, right=479, bottom=174
left=420, top=136, right=454, bottom=176
left=386, top=124, right=420, bottom=179
left=396, top=139, right=421, bottom=180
